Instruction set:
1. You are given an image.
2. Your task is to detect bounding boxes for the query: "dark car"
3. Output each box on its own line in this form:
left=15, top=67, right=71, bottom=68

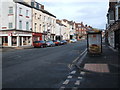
left=33, top=40, right=47, bottom=48
left=53, top=40, right=60, bottom=46
left=46, top=41, right=55, bottom=47
left=60, top=40, right=67, bottom=45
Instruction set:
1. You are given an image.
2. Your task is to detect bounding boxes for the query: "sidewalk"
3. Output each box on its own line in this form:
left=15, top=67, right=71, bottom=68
left=77, top=43, right=120, bottom=88
left=0, top=46, right=34, bottom=52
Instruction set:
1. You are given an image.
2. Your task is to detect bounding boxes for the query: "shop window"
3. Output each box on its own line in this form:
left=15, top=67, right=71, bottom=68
left=2, top=36, right=8, bottom=46
left=12, top=36, right=17, bottom=46
left=28, top=37, right=31, bottom=45
left=23, top=37, right=27, bottom=45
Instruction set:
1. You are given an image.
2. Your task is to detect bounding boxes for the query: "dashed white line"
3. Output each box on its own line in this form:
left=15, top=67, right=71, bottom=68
left=59, top=86, right=65, bottom=90
left=75, top=80, right=80, bottom=85
left=67, top=75, right=72, bottom=79
left=70, top=71, right=76, bottom=74
left=63, top=79, right=70, bottom=85
left=72, top=87, right=78, bottom=90
left=80, top=71, right=85, bottom=75
left=78, top=77, right=83, bottom=79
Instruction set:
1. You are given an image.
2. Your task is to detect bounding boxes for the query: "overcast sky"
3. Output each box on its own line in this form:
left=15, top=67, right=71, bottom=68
left=36, top=0, right=109, bottom=29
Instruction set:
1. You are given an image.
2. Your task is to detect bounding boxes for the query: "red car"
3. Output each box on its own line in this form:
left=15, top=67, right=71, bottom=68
left=53, top=40, right=60, bottom=46
left=33, top=40, right=47, bottom=48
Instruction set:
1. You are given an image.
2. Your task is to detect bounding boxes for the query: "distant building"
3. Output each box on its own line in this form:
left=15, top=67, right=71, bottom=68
left=75, top=22, right=87, bottom=40
left=31, top=1, right=56, bottom=42
left=61, top=19, right=76, bottom=40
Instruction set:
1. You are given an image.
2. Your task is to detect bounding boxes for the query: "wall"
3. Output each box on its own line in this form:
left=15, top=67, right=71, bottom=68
left=0, top=0, right=16, bottom=30
left=16, top=3, right=32, bottom=31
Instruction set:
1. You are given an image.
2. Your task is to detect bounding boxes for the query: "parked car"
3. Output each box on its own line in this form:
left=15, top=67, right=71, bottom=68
left=53, top=40, right=61, bottom=46
left=33, top=40, right=47, bottom=48
left=70, top=39, right=77, bottom=43
left=60, top=40, right=67, bottom=45
left=46, top=41, right=55, bottom=47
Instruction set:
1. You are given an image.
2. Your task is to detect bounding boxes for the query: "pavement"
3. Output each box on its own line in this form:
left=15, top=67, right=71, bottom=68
left=0, top=46, right=34, bottom=52
left=60, top=43, right=120, bottom=89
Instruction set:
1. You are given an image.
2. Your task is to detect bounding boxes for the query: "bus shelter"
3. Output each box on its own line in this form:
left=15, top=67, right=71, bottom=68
left=87, top=30, right=102, bottom=54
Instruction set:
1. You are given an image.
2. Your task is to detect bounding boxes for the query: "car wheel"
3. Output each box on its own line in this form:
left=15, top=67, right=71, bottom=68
left=41, top=45, right=43, bottom=48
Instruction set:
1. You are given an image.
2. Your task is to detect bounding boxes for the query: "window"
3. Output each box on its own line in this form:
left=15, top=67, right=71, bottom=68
left=110, top=11, right=114, bottom=20
left=118, top=7, right=120, bottom=19
left=8, top=23, right=13, bottom=28
left=44, top=16, right=45, bottom=21
left=26, top=10, right=29, bottom=16
left=35, top=13, right=37, bottom=19
left=19, top=8, right=22, bottom=14
left=39, top=24, right=41, bottom=32
left=35, top=23, right=37, bottom=32
left=9, top=7, right=13, bottom=14
left=19, top=21, right=22, bottom=29
left=40, top=15, right=41, bottom=20
left=26, top=22, right=29, bottom=30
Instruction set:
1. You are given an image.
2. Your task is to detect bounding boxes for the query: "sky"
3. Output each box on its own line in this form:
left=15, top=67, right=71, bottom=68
left=36, top=0, right=109, bottom=29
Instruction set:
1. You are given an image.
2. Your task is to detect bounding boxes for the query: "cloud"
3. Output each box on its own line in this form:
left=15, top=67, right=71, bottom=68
left=36, top=0, right=109, bottom=29
left=38, top=0, right=109, bottom=3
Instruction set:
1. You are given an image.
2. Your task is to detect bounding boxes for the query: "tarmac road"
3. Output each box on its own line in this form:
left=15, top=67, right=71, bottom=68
left=2, top=40, right=87, bottom=88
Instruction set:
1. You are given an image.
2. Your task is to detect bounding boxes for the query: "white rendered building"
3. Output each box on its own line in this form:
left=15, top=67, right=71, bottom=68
left=0, top=0, right=32, bottom=47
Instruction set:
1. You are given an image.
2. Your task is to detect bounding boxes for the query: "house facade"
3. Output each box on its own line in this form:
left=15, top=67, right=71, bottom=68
left=31, top=1, right=56, bottom=42
left=0, top=0, right=33, bottom=47
left=55, top=19, right=67, bottom=40
left=106, top=0, right=120, bottom=51
left=75, top=22, right=87, bottom=40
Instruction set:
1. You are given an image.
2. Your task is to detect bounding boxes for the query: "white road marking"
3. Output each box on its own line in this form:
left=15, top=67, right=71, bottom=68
left=72, top=87, right=78, bottom=90
left=80, top=48, right=87, bottom=56
left=78, top=77, right=83, bottom=79
left=67, top=75, right=72, bottom=79
left=59, top=86, right=65, bottom=90
left=75, top=80, right=80, bottom=85
left=72, top=48, right=87, bottom=64
left=80, top=71, right=85, bottom=75
left=70, top=71, right=76, bottom=74
left=63, top=79, right=69, bottom=85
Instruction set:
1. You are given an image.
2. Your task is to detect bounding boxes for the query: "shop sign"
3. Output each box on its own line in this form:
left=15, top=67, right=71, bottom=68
left=8, top=33, right=12, bottom=36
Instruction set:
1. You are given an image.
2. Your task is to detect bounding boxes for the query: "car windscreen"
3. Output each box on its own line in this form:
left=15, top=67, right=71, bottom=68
left=34, top=41, right=39, bottom=43
left=39, top=41, right=45, bottom=43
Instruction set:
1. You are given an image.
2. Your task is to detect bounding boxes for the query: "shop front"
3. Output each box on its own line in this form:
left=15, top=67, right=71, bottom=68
left=32, top=33, right=42, bottom=43
left=115, top=29, right=120, bottom=50
left=108, top=31, right=115, bottom=48
left=0, top=30, right=32, bottom=47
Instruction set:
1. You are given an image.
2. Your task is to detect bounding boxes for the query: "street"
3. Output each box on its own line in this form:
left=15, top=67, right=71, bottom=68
left=2, top=40, right=87, bottom=88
